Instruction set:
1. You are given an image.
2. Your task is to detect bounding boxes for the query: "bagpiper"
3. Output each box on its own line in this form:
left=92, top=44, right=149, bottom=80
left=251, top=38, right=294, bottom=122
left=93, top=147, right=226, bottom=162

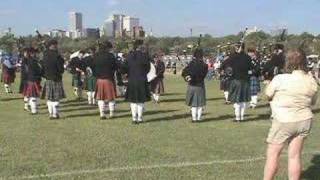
left=1, top=52, right=17, bottom=93
left=124, top=40, right=151, bottom=124
left=93, top=41, right=118, bottom=119
left=150, top=54, right=165, bottom=103
left=21, top=48, right=43, bottom=114
left=228, top=42, right=253, bottom=122
left=182, top=48, right=208, bottom=122
left=84, top=47, right=97, bottom=105
left=68, top=50, right=86, bottom=100
left=41, top=40, right=66, bottom=119
left=247, top=48, right=261, bottom=108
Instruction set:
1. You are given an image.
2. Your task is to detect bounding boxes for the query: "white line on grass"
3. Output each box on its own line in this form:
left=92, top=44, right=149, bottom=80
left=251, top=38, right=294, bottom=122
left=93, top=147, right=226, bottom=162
left=8, top=151, right=320, bottom=180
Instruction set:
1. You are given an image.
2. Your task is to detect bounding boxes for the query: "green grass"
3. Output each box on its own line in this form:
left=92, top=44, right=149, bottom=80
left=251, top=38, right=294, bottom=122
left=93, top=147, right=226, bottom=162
left=0, top=74, right=319, bottom=180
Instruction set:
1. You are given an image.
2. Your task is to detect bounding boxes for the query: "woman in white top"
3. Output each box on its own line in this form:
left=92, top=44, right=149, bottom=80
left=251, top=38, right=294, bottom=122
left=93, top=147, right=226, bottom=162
left=263, top=49, right=318, bottom=180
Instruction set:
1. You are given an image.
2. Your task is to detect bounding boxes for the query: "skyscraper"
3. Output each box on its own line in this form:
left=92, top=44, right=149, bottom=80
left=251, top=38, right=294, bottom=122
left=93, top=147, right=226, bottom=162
left=123, top=16, right=139, bottom=32
left=113, top=14, right=125, bottom=37
left=69, top=12, right=83, bottom=32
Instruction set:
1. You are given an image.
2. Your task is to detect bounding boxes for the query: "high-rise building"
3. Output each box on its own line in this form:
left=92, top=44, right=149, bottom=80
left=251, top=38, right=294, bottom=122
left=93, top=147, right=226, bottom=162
left=69, top=12, right=83, bottom=32
left=101, top=17, right=116, bottom=38
left=113, top=14, right=125, bottom=38
left=123, top=16, right=139, bottom=32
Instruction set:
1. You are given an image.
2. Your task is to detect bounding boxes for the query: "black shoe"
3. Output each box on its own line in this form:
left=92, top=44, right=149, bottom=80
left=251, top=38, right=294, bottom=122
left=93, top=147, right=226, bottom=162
left=100, top=116, right=107, bottom=120
left=132, top=121, right=138, bottom=125
left=30, top=113, right=38, bottom=115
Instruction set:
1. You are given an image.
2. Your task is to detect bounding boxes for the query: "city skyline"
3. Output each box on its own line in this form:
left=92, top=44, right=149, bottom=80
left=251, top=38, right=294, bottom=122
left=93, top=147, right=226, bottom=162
left=0, top=0, right=320, bottom=37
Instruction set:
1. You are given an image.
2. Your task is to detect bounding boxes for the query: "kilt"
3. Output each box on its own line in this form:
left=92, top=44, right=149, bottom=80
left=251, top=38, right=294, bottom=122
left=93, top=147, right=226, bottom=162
left=72, top=74, right=83, bottom=88
left=95, top=79, right=116, bottom=101
left=125, top=79, right=151, bottom=103
left=250, top=76, right=261, bottom=96
left=86, top=76, right=97, bottom=92
left=220, top=77, right=231, bottom=91
left=186, top=84, right=206, bottom=107
left=23, top=81, right=41, bottom=98
left=41, top=80, right=66, bottom=101
left=151, top=78, right=164, bottom=94
left=228, top=79, right=251, bottom=103
left=2, top=69, right=15, bottom=84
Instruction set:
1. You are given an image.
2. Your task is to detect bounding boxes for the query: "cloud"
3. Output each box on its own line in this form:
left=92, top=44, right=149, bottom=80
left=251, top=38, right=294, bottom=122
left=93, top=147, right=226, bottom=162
left=0, top=10, right=16, bottom=16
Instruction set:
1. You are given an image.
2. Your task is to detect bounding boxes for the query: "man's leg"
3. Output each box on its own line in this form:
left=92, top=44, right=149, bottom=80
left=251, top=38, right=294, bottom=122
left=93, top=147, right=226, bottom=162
left=108, top=101, right=116, bottom=118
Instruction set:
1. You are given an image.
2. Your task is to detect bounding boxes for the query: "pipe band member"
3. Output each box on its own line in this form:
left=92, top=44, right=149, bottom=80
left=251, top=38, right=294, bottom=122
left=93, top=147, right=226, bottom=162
left=93, top=41, right=118, bottom=120
left=41, top=39, right=66, bottom=120
left=228, top=42, right=253, bottom=122
left=150, top=54, right=165, bottom=103
left=124, top=40, right=151, bottom=124
left=182, top=48, right=208, bottom=122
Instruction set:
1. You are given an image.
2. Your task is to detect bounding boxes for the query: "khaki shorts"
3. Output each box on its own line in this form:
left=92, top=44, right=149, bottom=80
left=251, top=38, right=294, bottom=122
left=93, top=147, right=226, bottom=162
left=266, top=119, right=313, bottom=144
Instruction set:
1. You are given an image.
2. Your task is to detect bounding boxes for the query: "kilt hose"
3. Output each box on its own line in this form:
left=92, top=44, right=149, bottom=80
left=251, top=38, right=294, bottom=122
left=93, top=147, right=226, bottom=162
left=95, top=79, right=117, bottom=101
left=41, top=80, right=66, bottom=101
left=23, top=81, right=42, bottom=98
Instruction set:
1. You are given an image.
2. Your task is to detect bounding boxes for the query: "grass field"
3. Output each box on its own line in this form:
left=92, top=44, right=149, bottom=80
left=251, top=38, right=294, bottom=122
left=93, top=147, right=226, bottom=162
left=0, top=74, right=319, bottom=180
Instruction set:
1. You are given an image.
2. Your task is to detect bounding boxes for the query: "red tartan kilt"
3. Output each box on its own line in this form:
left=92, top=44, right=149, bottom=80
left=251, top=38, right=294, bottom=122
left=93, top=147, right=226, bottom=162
left=23, top=81, right=42, bottom=97
left=2, top=71, right=15, bottom=84
left=95, top=79, right=117, bottom=100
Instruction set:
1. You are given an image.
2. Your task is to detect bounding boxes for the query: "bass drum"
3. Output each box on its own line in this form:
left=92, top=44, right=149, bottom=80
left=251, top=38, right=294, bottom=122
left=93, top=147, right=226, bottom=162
left=147, top=63, right=157, bottom=82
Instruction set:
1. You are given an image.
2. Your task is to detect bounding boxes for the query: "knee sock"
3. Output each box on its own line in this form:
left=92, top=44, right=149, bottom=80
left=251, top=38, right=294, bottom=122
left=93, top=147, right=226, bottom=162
left=92, top=92, right=96, bottom=105
left=47, top=101, right=53, bottom=116
left=51, top=101, right=60, bottom=118
left=24, top=97, right=29, bottom=110
left=87, top=92, right=92, bottom=104
left=137, top=103, right=144, bottom=122
left=233, top=103, right=241, bottom=121
left=197, top=107, right=203, bottom=121
left=29, top=97, right=38, bottom=114
left=250, top=95, right=258, bottom=107
left=240, top=102, right=247, bottom=120
left=4, top=84, right=10, bottom=93
left=108, top=101, right=116, bottom=117
left=224, top=91, right=229, bottom=101
left=191, top=107, right=197, bottom=121
left=74, top=88, right=78, bottom=96
left=154, top=94, right=160, bottom=102
left=130, top=103, right=138, bottom=121
left=98, top=100, right=105, bottom=117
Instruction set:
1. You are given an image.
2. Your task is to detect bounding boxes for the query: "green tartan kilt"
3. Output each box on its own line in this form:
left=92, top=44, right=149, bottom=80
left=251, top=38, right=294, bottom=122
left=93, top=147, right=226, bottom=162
left=86, top=76, right=97, bottom=91
left=228, top=79, right=251, bottom=103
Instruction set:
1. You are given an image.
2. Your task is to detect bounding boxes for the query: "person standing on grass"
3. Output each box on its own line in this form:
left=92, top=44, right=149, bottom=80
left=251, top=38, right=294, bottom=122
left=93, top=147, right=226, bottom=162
left=124, top=39, right=151, bottom=124
left=84, top=47, right=97, bottom=106
left=93, top=41, right=118, bottom=120
left=150, top=54, right=165, bottom=104
left=22, top=48, right=43, bottom=115
left=41, top=40, right=66, bottom=120
left=263, top=49, right=318, bottom=180
left=228, top=42, right=253, bottom=122
left=19, top=48, right=32, bottom=111
left=68, top=50, right=86, bottom=100
left=182, top=48, right=208, bottom=123
left=247, top=48, right=261, bottom=109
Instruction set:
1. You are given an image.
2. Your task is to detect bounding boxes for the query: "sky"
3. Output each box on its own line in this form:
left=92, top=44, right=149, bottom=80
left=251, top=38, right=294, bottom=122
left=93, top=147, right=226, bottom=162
left=0, top=0, right=320, bottom=37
